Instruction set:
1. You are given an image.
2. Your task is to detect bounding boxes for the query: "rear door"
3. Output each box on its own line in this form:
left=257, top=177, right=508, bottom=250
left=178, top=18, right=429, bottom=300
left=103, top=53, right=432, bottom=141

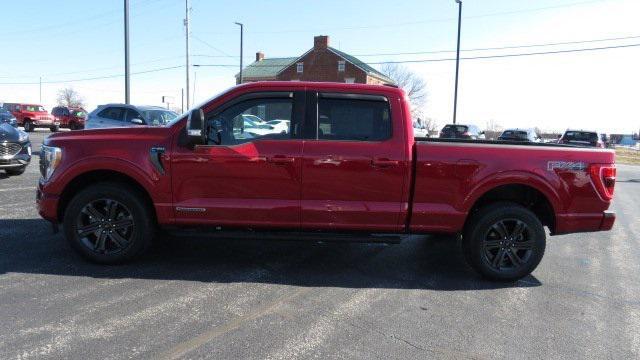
left=300, top=91, right=410, bottom=232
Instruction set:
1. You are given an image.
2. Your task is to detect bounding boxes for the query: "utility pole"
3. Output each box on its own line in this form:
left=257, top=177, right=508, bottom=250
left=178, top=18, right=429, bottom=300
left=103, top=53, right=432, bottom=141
left=452, top=0, right=462, bottom=124
left=184, top=0, right=190, bottom=110
left=39, top=76, right=42, bottom=103
left=124, top=0, right=131, bottom=104
left=234, top=22, right=244, bottom=84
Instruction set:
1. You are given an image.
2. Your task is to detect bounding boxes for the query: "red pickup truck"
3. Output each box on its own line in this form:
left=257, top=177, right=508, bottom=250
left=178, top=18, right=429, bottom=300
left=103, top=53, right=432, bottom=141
left=2, top=103, right=59, bottom=132
left=36, top=82, right=616, bottom=281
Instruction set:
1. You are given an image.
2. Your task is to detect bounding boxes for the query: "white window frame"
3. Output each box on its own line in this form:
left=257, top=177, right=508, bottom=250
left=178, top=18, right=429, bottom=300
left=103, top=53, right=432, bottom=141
left=338, top=60, right=345, bottom=72
left=345, top=77, right=355, bottom=84
left=296, top=62, right=303, bottom=73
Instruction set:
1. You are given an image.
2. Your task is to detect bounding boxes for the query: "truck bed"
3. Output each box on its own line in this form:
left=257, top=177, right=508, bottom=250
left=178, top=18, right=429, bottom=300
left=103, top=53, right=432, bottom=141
left=409, top=137, right=615, bottom=234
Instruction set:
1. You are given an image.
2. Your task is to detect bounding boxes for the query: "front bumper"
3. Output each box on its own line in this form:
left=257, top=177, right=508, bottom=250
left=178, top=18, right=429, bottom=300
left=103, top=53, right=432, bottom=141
left=0, top=142, right=31, bottom=168
left=37, top=181, right=59, bottom=223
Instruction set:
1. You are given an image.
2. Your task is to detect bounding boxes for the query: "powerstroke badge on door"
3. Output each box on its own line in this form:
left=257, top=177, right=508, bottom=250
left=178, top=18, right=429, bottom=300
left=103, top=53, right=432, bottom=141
left=547, top=161, right=586, bottom=171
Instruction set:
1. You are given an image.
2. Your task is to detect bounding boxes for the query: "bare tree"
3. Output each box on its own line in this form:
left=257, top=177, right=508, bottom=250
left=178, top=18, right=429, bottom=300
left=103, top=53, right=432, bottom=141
left=380, top=64, right=427, bottom=118
left=56, top=87, right=85, bottom=108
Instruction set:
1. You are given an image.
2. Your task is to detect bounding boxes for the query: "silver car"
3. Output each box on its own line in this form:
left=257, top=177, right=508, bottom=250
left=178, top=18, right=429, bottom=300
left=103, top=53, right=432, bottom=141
left=86, top=104, right=178, bottom=129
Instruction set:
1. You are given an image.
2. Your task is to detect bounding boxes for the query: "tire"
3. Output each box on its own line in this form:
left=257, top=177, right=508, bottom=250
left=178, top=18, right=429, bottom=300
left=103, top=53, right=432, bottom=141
left=50, top=125, right=59, bottom=132
left=23, top=121, right=33, bottom=132
left=63, top=182, right=155, bottom=264
left=5, top=166, right=26, bottom=176
left=462, top=202, right=546, bottom=281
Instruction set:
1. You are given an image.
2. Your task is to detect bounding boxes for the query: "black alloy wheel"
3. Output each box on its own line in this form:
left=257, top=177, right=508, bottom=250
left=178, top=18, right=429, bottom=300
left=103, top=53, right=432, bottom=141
left=76, top=199, right=135, bottom=255
left=482, top=219, right=534, bottom=272
left=463, top=202, right=546, bottom=281
left=63, top=182, right=155, bottom=263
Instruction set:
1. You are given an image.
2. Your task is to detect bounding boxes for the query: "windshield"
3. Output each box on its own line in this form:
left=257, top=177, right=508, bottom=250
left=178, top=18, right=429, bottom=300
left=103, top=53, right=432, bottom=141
left=564, top=131, right=598, bottom=142
left=140, top=109, right=178, bottom=126
left=442, top=125, right=468, bottom=133
left=500, top=130, right=529, bottom=139
left=24, top=105, right=46, bottom=112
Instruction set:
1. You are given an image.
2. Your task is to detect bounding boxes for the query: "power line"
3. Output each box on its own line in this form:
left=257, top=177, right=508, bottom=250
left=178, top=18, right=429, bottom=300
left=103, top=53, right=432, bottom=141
left=193, top=42, right=640, bottom=68
left=349, top=34, right=640, bottom=57
left=0, top=65, right=184, bottom=85
left=2, top=41, right=638, bottom=85
left=191, top=35, right=236, bottom=58
left=202, top=0, right=615, bottom=35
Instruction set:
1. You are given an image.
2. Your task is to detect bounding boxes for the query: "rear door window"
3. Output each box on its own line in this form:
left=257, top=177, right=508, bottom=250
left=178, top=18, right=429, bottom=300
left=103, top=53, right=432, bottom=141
left=316, top=96, right=391, bottom=141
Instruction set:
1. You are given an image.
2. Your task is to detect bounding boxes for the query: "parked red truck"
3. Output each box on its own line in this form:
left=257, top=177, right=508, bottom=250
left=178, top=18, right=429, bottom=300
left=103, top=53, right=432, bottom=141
left=2, top=103, right=59, bottom=132
left=36, top=82, right=616, bottom=280
left=51, top=106, right=87, bottom=130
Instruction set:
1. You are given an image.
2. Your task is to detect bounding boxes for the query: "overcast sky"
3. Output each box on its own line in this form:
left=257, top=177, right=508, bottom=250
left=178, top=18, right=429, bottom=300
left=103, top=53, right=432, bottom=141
left=0, top=0, right=638, bottom=134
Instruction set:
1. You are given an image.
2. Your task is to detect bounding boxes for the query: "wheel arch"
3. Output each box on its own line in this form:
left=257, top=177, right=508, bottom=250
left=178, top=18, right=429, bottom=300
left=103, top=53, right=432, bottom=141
left=56, top=169, right=157, bottom=224
left=463, top=179, right=558, bottom=234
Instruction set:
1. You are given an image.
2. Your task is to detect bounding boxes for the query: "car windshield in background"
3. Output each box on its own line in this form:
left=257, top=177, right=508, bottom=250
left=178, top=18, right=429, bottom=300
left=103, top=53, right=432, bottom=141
left=442, top=125, right=467, bottom=133
left=141, top=109, right=178, bottom=126
left=500, top=131, right=528, bottom=140
left=25, top=105, right=46, bottom=112
left=73, top=111, right=86, bottom=117
left=565, top=131, right=598, bottom=142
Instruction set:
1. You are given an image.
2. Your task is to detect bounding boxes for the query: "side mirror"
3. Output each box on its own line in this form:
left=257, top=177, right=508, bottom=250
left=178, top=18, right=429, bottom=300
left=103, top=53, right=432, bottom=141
left=131, top=118, right=144, bottom=125
left=186, top=108, right=205, bottom=145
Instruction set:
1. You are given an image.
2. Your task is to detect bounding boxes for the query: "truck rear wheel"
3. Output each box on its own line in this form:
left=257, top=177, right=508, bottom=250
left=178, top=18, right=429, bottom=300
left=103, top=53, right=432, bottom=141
left=63, top=182, right=155, bottom=264
left=462, top=202, right=546, bottom=281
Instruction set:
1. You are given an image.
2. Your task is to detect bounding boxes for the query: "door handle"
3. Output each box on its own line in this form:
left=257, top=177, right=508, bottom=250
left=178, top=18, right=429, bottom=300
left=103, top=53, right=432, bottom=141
left=269, top=155, right=295, bottom=164
left=371, top=158, right=399, bottom=167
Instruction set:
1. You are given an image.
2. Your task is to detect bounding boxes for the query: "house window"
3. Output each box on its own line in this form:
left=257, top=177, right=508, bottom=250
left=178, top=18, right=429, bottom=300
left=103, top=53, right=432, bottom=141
left=345, top=77, right=355, bottom=84
left=338, top=60, right=345, bottom=72
left=297, top=62, right=303, bottom=73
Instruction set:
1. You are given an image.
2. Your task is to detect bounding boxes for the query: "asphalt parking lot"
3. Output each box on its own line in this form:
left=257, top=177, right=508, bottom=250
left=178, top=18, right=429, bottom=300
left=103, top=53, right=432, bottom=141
left=1, top=130, right=639, bottom=359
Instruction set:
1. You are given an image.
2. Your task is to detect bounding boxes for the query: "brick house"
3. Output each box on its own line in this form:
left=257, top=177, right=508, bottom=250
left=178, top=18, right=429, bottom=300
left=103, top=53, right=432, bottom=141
left=236, top=35, right=395, bottom=85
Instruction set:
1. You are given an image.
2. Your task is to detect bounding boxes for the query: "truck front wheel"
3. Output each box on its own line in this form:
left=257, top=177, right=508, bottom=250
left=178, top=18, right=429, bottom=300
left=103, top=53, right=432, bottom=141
left=23, top=121, right=33, bottom=132
left=63, top=183, right=155, bottom=264
left=462, top=202, right=546, bottom=281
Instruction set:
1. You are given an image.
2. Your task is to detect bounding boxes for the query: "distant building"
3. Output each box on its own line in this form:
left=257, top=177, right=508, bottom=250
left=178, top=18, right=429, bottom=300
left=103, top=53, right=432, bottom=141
left=236, top=35, right=395, bottom=85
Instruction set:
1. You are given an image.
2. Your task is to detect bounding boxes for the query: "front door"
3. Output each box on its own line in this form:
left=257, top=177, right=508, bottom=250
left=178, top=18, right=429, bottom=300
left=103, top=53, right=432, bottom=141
left=171, top=91, right=304, bottom=229
left=301, top=92, right=409, bottom=232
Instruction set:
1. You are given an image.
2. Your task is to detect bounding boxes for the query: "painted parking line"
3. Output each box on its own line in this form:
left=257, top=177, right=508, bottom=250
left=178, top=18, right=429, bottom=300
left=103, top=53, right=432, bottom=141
left=0, top=187, right=36, bottom=193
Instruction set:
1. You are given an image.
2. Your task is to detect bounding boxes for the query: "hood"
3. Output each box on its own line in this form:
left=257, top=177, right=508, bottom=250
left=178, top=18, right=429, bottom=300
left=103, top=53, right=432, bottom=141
left=45, top=126, right=158, bottom=145
left=0, top=123, right=24, bottom=142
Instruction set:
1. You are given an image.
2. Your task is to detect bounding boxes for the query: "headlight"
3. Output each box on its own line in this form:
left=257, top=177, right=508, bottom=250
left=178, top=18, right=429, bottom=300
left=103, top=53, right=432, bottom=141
left=18, top=130, right=29, bottom=142
left=40, top=145, right=62, bottom=181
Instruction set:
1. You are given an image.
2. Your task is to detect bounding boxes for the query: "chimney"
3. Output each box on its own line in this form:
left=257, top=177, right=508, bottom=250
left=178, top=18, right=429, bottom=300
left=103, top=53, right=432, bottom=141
left=256, top=51, right=265, bottom=62
left=314, top=35, right=329, bottom=50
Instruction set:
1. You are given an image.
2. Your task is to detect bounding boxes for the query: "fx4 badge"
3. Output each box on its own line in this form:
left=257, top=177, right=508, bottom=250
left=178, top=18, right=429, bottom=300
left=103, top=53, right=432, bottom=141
left=547, top=161, right=586, bottom=171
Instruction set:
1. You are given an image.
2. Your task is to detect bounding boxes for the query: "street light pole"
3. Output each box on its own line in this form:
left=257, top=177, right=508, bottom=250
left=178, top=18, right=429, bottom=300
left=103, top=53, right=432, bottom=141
left=124, top=0, right=130, bottom=104
left=184, top=0, right=190, bottom=110
left=235, top=22, right=244, bottom=84
left=453, top=0, right=462, bottom=124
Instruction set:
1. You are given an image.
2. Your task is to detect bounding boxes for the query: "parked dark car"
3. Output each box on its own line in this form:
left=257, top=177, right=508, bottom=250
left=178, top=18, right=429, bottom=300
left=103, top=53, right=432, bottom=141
left=439, top=124, right=484, bottom=140
left=0, top=123, right=31, bottom=175
left=498, top=128, right=541, bottom=142
left=558, top=130, right=604, bottom=148
left=0, top=108, right=17, bottom=127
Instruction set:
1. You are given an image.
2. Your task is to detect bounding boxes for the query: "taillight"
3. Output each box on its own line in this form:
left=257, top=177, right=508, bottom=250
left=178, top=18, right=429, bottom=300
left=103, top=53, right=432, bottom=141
left=589, top=164, right=616, bottom=200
